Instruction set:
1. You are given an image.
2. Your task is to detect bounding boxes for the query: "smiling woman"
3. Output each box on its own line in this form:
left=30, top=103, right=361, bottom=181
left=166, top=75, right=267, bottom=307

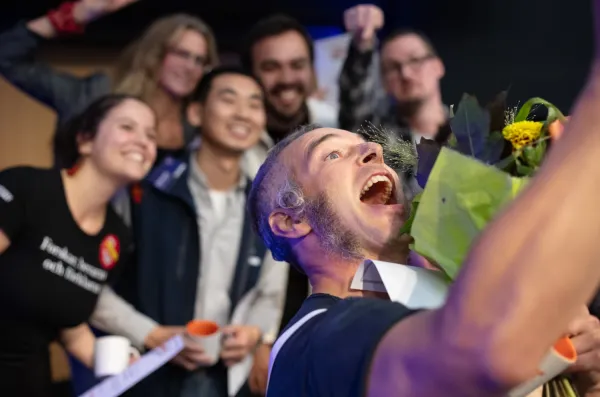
left=0, top=0, right=218, bottom=166
left=0, top=94, right=157, bottom=397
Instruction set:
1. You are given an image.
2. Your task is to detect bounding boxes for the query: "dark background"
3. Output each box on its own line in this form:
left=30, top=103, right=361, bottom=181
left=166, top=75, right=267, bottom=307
left=1, top=0, right=593, bottom=110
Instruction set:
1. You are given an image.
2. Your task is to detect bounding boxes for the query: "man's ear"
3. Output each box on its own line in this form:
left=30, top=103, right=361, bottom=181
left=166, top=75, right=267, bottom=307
left=268, top=209, right=312, bottom=239
left=187, top=102, right=203, bottom=127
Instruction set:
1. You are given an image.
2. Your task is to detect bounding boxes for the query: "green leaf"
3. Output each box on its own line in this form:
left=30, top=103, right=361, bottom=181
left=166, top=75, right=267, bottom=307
left=486, top=91, right=509, bottom=133
left=494, top=152, right=516, bottom=170
left=514, top=97, right=565, bottom=123
left=447, top=133, right=458, bottom=147
left=398, top=193, right=422, bottom=235
left=516, top=162, right=535, bottom=176
left=483, top=130, right=508, bottom=164
left=450, top=94, right=491, bottom=158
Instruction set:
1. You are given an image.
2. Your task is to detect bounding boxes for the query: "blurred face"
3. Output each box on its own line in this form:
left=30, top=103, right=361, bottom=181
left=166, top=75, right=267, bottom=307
left=194, top=73, right=266, bottom=154
left=282, top=128, right=408, bottom=258
left=159, top=29, right=208, bottom=97
left=81, top=99, right=157, bottom=183
left=251, top=31, right=313, bottom=120
left=381, top=34, right=444, bottom=105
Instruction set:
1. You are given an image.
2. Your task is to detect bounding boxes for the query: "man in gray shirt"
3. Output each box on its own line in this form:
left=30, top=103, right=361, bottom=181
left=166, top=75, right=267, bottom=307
left=86, top=67, right=287, bottom=397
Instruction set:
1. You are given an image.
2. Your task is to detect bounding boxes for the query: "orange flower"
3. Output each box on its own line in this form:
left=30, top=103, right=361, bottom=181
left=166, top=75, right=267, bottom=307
left=548, top=116, right=570, bottom=141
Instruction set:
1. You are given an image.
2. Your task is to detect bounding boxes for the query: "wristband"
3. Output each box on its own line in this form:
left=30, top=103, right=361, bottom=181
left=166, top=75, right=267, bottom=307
left=47, top=2, right=85, bottom=35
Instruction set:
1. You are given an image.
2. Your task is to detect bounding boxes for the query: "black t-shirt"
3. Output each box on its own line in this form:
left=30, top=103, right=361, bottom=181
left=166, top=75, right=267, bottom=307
left=267, top=293, right=416, bottom=397
left=0, top=167, right=131, bottom=397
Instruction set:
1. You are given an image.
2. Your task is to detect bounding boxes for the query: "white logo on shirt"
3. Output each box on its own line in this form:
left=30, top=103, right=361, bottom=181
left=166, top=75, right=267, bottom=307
left=0, top=184, right=13, bottom=203
left=39, top=236, right=108, bottom=294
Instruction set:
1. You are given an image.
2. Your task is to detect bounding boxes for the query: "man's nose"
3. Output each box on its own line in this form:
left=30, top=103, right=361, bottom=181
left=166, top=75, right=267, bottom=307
left=358, top=142, right=384, bottom=165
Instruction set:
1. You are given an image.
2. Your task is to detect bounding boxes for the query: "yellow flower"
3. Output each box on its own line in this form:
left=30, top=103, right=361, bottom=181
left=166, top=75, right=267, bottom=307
left=502, top=120, right=544, bottom=150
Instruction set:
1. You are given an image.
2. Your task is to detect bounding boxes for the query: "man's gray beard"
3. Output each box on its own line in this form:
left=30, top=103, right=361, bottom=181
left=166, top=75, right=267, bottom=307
left=305, top=193, right=363, bottom=261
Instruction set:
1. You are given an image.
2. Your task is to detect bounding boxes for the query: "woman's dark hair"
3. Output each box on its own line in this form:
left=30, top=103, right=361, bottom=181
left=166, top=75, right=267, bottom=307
left=53, top=94, right=148, bottom=169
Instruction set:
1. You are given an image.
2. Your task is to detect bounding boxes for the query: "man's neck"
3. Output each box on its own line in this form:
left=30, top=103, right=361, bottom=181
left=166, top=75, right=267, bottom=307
left=195, top=140, right=243, bottom=191
left=149, top=87, right=184, bottom=149
left=266, top=102, right=309, bottom=142
left=149, top=86, right=181, bottom=116
left=307, top=248, right=409, bottom=300
left=397, top=93, right=446, bottom=139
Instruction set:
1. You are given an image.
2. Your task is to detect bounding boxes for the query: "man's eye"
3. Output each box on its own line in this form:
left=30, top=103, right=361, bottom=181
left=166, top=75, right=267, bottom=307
left=325, top=151, right=341, bottom=161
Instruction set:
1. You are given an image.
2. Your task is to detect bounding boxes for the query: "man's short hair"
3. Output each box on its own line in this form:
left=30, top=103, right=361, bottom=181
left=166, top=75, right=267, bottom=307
left=190, top=66, right=259, bottom=104
left=241, top=14, right=315, bottom=72
left=248, top=124, right=322, bottom=266
left=382, top=28, right=438, bottom=57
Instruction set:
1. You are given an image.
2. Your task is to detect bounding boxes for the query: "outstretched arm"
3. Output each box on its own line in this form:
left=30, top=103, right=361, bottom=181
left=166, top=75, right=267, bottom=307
left=0, top=0, right=137, bottom=114
left=368, top=2, right=600, bottom=395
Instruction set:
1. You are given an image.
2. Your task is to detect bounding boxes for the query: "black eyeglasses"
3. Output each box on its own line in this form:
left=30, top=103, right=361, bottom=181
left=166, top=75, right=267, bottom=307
left=167, top=48, right=209, bottom=68
left=381, top=54, right=435, bottom=75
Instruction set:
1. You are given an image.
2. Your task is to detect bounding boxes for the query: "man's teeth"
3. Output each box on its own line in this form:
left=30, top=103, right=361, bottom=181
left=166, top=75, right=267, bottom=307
left=280, top=90, right=297, bottom=102
left=360, top=175, right=393, bottom=203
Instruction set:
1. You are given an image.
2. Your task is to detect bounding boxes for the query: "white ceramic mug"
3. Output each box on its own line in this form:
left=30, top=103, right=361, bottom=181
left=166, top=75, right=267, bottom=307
left=186, top=320, right=221, bottom=366
left=94, top=336, right=139, bottom=378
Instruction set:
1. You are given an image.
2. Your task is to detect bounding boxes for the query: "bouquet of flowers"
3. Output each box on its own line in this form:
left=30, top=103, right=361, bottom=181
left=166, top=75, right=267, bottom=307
left=365, top=93, right=575, bottom=396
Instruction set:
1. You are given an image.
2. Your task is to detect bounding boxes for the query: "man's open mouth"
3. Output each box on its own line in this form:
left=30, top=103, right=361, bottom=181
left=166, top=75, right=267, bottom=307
left=359, top=173, right=398, bottom=205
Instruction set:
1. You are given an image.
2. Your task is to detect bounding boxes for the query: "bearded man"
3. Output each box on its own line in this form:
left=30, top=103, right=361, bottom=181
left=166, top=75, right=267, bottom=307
left=247, top=9, right=600, bottom=389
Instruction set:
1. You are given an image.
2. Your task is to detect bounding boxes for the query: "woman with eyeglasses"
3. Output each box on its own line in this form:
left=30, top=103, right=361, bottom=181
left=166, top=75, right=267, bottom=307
left=0, top=94, right=157, bottom=397
left=0, top=0, right=218, bottom=165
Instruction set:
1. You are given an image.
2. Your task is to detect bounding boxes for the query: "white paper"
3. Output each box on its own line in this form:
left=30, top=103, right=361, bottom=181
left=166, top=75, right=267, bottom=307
left=313, top=33, right=351, bottom=111
left=350, top=260, right=448, bottom=309
left=79, top=335, right=184, bottom=397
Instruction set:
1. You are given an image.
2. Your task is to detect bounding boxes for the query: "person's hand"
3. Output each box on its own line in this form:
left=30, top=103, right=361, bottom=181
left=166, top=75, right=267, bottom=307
left=568, top=307, right=600, bottom=373
left=171, top=335, right=215, bottom=371
left=343, top=4, right=384, bottom=51
left=220, top=325, right=262, bottom=367
left=563, top=307, right=600, bottom=395
left=144, top=325, right=185, bottom=350
left=248, top=343, right=271, bottom=396
left=73, top=0, right=139, bottom=24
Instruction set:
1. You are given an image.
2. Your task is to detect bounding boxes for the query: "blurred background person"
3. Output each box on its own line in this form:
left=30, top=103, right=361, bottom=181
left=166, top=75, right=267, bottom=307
left=0, top=93, right=157, bottom=397
left=241, top=16, right=341, bottom=360
left=0, top=0, right=217, bottom=165
left=88, top=67, right=286, bottom=397
left=241, top=14, right=338, bottom=145
left=338, top=4, right=449, bottom=143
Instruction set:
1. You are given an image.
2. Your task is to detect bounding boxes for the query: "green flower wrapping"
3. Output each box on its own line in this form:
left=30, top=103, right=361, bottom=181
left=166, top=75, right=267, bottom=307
left=379, top=93, right=576, bottom=396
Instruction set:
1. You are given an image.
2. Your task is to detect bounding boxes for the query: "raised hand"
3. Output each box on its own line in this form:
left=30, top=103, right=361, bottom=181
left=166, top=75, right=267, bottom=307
left=343, top=4, right=384, bottom=49
left=73, top=0, right=139, bottom=24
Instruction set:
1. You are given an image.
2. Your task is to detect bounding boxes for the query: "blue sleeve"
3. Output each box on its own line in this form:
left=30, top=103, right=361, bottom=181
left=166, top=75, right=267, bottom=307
left=0, top=22, right=110, bottom=119
left=307, top=298, right=417, bottom=397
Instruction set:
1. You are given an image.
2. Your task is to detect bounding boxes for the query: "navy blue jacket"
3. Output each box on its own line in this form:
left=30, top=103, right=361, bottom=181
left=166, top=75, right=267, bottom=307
left=113, top=154, right=268, bottom=397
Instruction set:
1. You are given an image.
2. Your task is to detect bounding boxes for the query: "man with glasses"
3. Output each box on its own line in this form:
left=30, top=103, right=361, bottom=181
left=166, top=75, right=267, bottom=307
left=339, top=4, right=448, bottom=143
